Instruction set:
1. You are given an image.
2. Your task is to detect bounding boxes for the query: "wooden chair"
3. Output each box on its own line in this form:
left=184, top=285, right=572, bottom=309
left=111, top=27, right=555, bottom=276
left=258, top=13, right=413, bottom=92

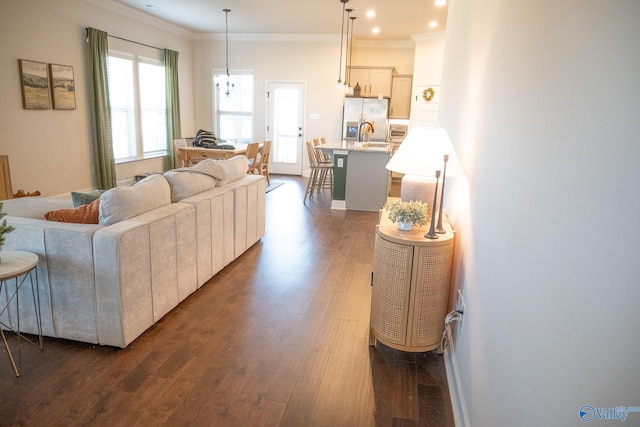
left=256, top=140, right=272, bottom=185
left=246, top=142, right=261, bottom=174
left=173, top=138, right=195, bottom=167
left=304, top=140, right=333, bottom=204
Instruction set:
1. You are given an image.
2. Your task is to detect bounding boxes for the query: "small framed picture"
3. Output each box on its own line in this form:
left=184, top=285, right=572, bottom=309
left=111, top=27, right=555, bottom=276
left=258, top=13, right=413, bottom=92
left=18, top=59, right=50, bottom=110
left=49, top=63, right=76, bottom=110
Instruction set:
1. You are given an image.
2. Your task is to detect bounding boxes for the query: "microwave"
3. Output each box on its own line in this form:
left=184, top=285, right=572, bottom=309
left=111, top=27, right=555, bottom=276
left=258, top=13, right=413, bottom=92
left=389, top=124, right=408, bottom=142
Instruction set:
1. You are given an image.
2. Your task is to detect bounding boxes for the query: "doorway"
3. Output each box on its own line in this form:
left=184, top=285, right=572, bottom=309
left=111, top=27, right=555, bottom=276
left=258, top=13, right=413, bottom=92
left=266, top=82, right=305, bottom=175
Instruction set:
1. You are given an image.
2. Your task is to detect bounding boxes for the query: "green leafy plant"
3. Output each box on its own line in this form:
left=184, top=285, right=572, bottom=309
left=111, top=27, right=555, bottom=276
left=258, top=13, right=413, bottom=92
left=385, top=200, right=429, bottom=227
left=0, top=201, right=15, bottom=250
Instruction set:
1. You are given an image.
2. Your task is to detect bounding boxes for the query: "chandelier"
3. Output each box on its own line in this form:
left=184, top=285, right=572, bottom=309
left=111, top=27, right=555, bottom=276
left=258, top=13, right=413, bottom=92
left=216, top=8, right=234, bottom=97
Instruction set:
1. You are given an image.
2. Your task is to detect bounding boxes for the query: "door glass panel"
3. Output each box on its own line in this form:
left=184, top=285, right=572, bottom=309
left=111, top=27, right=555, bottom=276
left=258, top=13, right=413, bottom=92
left=272, top=88, right=299, bottom=164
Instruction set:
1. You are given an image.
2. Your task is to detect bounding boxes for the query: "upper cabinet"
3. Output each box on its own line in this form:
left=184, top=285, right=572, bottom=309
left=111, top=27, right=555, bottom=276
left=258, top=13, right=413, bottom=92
left=348, top=66, right=395, bottom=98
left=390, top=74, right=413, bottom=119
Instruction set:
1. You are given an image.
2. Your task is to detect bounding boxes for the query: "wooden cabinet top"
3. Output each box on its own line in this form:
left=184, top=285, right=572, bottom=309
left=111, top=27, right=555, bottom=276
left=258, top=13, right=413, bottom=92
left=377, top=207, right=454, bottom=247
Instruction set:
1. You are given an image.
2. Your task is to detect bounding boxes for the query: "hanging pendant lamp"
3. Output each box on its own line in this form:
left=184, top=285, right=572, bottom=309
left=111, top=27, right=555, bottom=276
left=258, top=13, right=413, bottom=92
left=336, top=0, right=349, bottom=85
left=346, top=14, right=356, bottom=94
left=343, top=8, right=352, bottom=93
left=216, top=8, right=234, bottom=97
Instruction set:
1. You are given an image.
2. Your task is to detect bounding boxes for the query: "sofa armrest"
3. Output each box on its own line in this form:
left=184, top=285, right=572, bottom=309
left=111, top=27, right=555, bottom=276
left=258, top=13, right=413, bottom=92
left=92, top=202, right=197, bottom=347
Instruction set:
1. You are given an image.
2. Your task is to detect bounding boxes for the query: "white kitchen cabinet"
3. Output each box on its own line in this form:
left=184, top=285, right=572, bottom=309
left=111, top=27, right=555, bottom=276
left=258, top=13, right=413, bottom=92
left=348, top=66, right=395, bottom=98
left=390, top=74, right=413, bottom=119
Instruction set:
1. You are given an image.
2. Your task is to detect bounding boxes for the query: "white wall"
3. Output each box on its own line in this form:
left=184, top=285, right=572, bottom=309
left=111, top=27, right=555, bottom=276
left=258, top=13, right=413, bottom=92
left=192, top=37, right=347, bottom=174
left=351, top=41, right=415, bottom=74
left=0, top=0, right=194, bottom=196
left=440, top=0, right=640, bottom=425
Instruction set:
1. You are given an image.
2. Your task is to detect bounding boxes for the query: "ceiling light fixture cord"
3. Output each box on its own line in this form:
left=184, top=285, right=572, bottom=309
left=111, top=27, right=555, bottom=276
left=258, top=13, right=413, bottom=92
left=348, top=15, right=356, bottom=89
left=337, top=0, right=348, bottom=83
left=218, top=8, right=234, bottom=97
left=344, top=8, right=352, bottom=88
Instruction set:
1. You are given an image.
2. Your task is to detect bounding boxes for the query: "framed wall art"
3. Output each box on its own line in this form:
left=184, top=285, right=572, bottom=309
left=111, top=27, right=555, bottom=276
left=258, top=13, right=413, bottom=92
left=18, top=59, right=50, bottom=110
left=49, top=63, right=76, bottom=110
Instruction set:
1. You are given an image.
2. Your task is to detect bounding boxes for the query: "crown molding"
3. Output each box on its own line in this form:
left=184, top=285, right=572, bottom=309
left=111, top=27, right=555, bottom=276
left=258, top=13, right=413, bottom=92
left=192, top=33, right=340, bottom=43
left=354, top=39, right=415, bottom=49
left=412, top=31, right=447, bottom=42
left=84, top=0, right=194, bottom=38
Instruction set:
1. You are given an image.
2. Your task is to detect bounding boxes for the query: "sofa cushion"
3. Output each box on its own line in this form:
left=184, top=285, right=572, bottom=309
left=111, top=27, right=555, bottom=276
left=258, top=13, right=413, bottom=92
left=187, top=156, right=248, bottom=186
left=45, top=198, right=101, bottom=224
left=163, top=170, right=217, bottom=202
left=99, top=174, right=171, bottom=226
left=71, top=189, right=105, bottom=208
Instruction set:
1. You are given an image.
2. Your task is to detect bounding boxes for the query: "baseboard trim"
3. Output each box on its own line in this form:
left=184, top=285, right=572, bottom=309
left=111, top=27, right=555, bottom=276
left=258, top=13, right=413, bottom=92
left=331, top=200, right=346, bottom=210
left=444, top=325, right=471, bottom=427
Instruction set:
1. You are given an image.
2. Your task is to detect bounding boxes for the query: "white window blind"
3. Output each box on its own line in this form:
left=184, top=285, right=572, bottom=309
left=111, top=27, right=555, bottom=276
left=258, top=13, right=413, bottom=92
left=108, top=56, right=136, bottom=160
left=139, top=61, right=167, bottom=156
left=108, top=53, right=167, bottom=162
left=214, top=72, right=254, bottom=143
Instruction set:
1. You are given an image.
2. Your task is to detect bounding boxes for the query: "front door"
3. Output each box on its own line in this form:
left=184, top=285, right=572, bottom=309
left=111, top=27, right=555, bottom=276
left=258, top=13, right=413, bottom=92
left=266, top=82, right=305, bottom=175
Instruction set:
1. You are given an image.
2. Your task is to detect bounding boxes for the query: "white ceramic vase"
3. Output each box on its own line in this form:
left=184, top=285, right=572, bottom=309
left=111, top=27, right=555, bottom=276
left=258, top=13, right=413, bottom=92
left=397, top=220, right=413, bottom=231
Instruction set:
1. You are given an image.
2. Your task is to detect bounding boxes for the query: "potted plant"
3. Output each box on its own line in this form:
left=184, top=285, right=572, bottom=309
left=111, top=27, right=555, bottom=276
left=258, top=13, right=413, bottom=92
left=0, top=202, right=15, bottom=260
left=385, top=200, right=429, bottom=230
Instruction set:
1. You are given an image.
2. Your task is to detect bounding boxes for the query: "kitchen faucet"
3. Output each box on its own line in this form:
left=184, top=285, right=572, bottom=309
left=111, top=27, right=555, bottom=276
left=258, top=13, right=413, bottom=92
left=358, top=121, right=375, bottom=142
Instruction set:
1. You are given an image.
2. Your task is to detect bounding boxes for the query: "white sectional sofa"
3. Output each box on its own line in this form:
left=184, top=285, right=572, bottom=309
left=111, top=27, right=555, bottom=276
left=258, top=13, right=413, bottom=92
left=1, top=156, right=265, bottom=348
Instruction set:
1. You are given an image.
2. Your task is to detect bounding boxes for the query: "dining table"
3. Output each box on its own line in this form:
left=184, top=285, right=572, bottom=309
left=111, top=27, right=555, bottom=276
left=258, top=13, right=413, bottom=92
left=177, top=143, right=251, bottom=167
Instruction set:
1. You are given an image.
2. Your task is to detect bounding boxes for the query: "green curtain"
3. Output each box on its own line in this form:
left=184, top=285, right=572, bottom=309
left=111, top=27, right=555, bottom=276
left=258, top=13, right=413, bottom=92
left=86, top=27, right=117, bottom=189
left=164, top=49, right=182, bottom=170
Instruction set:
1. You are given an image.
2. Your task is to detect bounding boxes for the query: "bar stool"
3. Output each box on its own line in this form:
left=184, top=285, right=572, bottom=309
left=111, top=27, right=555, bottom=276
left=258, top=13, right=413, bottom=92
left=304, top=140, right=333, bottom=203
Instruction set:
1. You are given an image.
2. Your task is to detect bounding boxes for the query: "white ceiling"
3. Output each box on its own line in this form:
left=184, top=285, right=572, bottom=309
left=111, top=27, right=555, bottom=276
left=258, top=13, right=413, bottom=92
left=113, top=0, right=448, bottom=41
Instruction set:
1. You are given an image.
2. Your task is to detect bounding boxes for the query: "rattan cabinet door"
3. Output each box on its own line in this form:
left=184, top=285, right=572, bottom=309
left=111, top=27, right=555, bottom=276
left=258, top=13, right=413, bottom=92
left=408, top=243, right=454, bottom=348
left=371, top=234, right=413, bottom=346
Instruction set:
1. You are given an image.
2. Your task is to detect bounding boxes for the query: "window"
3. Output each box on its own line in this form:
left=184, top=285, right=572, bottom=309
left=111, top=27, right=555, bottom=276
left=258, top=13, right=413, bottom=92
left=108, top=53, right=167, bottom=162
left=213, top=72, right=254, bottom=143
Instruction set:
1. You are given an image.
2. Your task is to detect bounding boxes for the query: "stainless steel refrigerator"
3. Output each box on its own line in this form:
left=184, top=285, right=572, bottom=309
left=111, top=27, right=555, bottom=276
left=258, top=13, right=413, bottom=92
left=342, top=97, right=389, bottom=142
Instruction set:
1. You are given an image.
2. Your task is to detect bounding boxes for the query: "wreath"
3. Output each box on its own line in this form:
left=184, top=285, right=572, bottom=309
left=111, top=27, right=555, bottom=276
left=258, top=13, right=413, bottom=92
left=422, top=87, right=435, bottom=102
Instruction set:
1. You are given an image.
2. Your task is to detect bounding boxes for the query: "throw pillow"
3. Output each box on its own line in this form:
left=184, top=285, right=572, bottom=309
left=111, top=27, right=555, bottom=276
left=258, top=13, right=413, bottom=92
left=163, top=170, right=217, bottom=202
left=44, top=198, right=101, bottom=224
left=99, top=174, right=171, bottom=226
left=71, top=189, right=105, bottom=208
left=190, top=156, right=248, bottom=186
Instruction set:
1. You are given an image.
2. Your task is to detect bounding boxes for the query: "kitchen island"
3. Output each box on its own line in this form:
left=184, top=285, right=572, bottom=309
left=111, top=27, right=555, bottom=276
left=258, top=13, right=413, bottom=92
left=319, top=141, right=392, bottom=212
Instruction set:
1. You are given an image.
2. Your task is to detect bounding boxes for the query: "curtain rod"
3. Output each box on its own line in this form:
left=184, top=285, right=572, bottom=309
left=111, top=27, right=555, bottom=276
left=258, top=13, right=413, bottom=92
left=85, top=28, right=164, bottom=51
left=108, top=34, right=164, bottom=51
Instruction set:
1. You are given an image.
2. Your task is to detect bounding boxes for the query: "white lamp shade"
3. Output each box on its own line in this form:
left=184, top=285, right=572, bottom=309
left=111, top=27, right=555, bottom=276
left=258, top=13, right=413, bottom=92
left=386, top=127, right=464, bottom=178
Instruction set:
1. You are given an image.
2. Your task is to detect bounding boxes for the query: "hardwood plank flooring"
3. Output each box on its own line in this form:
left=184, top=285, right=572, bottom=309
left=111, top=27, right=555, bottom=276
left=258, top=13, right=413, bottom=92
left=0, top=175, right=454, bottom=427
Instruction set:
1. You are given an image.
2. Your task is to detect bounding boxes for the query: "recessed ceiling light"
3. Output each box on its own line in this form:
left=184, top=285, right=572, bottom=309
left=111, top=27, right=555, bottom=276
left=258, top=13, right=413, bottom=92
left=366, top=10, right=376, bottom=18
left=429, top=21, right=438, bottom=29
left=372, top=27, right=380, bottom=34
left=435, top=0, right=447, bottom=6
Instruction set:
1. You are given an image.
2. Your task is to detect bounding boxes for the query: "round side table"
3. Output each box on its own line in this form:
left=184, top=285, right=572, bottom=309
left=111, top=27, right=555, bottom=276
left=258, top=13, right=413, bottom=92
left=0, top=250, right=44, bottom=377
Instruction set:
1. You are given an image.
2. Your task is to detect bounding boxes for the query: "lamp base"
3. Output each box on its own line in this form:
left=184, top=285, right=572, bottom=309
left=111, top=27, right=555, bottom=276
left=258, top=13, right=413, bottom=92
left=400, top=175, right=437, bottom=208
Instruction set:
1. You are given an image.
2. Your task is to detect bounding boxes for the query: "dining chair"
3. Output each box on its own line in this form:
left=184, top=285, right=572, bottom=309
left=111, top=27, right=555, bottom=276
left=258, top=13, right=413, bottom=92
left=173, top=138, right=202, bottom=167
left=245, top=142, right=261, bottom=174
left=257, top=140, right=272, bottom=185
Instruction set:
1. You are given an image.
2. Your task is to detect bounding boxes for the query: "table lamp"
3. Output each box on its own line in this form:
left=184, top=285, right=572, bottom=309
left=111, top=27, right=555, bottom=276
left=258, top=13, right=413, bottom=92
left=385, top=127, right=463, bottom=238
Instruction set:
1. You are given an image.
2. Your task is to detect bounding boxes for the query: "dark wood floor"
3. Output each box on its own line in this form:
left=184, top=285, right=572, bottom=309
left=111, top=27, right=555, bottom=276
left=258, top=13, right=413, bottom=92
left=0, top=175, right=454, bottom=427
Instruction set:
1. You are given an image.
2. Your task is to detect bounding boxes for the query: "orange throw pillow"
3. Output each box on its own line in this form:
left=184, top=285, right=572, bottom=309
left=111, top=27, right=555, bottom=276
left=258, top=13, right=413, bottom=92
left=44, top=198, right=101, bottom=224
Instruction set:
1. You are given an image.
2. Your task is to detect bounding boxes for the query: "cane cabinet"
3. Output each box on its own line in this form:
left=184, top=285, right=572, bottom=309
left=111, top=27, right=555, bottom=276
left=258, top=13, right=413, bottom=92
left=369, top=210, right=454, bottom=352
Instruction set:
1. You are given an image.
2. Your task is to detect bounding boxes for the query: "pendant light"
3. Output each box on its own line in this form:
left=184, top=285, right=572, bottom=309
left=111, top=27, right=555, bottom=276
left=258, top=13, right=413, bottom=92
left=216, top=8, right=234, bottom=97
left=346, top=14, right=357, bottom=94
left=343, top=8, right=352, bottom=93
left=336, top=0, right=349, bottom=86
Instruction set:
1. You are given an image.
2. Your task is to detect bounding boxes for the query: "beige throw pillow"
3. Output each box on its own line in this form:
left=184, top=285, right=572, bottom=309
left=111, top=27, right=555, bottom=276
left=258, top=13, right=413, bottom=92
left=99, top=174, right=171, bottom=226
